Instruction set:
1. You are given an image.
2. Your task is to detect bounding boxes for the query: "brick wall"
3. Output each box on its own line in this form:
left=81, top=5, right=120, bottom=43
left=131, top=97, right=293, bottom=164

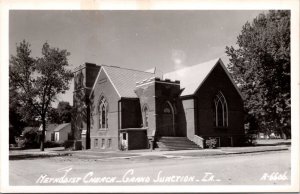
left=121, top=98, right=142, bottom=128
left=90, top=68, right=120, bottom=150
left=193, top=63, right=245, bottom=146
left=135, top=80, right=156, bottom=137
left=182, top=99, right=195, bottom=139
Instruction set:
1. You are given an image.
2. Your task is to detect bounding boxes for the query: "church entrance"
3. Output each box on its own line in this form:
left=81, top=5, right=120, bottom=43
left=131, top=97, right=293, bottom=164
left=160, top=101, right=175, bottom=136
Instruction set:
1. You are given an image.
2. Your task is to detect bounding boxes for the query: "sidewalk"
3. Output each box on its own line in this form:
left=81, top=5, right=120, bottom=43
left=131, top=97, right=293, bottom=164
left=9, top=144, right=289, bottom=161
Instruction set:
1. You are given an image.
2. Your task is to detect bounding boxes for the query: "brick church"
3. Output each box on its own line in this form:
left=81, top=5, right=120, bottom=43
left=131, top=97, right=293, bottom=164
left=72, top=58, right=245, bottom=150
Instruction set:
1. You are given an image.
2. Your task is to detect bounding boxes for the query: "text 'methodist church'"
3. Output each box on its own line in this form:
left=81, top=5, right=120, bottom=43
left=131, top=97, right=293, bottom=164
left=72, top=58, right=245, bottom=150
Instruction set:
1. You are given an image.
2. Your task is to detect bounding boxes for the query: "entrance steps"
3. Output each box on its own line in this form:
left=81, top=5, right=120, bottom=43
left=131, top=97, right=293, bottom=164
left=155, top=136, right=202, bottom=151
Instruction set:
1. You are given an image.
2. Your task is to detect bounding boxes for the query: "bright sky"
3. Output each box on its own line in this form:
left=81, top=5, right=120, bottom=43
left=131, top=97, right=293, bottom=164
left=9, top=10, right=263, bottom=107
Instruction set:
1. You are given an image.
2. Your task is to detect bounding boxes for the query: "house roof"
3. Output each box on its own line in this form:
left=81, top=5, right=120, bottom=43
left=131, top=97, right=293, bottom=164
left=39, top=123, right=59, bottom=132
left=53, top=123, right=71, bottom=132
left=163, top=58, right=243, bottom=98
left=22, top=126, right=39, bottom=135
left=92, top=65, right=155, bottom=98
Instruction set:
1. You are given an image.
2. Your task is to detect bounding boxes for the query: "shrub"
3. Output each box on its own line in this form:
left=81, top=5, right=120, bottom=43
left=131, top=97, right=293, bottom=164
left=205, top=137, right=218, bottom=149
left=244, top=134, right=257, bottom=146
left=44, top=141, right=62, bottom=148
left=63, top=140, right=82, bottom=150
left=15, top=137, right=26, bottom=148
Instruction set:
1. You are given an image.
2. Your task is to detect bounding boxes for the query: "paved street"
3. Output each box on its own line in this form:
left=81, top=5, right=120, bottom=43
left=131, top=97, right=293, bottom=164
left=10, top=150, right=290, bottom=185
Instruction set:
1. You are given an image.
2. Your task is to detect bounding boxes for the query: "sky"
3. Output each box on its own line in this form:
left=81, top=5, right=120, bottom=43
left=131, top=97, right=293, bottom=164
left=9, top=10, right=263, bottom=107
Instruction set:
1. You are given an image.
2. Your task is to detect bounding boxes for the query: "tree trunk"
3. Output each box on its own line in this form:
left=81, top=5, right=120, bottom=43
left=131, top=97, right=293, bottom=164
left=40, top=118, right=46, bottom=151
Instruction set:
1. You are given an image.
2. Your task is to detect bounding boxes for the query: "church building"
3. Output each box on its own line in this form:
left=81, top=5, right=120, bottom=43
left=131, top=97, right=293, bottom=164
left=72, top=58, right=245, bottom=150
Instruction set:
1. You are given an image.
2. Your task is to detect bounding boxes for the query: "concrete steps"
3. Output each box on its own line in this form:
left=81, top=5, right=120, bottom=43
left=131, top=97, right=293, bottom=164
left=155, top=136, right=202, bottom=151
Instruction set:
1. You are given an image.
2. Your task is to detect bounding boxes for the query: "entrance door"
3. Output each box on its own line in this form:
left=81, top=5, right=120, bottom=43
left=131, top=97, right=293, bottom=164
left=160, top=102, right=175, bottom=136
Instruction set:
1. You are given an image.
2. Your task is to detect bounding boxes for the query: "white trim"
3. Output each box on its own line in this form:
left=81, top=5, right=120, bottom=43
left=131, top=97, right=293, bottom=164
left=136, top=80, right=180, bottom=88
left=102, top=67, right=122, bottom=98
left=89, top=67, right=104, bottom=99
left=218, top=59, right=244, bottom=100
left=89, top=66, right=121, bottom=99
left=192, top=58, right=244, bottom=100
left=214, top=91, right=228, bottom=127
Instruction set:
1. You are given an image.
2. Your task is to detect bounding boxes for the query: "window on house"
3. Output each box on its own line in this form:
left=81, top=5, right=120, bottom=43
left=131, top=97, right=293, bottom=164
left=214, top=92, right=228, bottom=127
left=99, top=96, right=108, bottom=129
left=142, top=105, right=149, bottom=127
left=107, top=139, right=112, bottom=148
left=94, top=139, right=98, bottom=148
left=101, top=139, right=105, bottom=149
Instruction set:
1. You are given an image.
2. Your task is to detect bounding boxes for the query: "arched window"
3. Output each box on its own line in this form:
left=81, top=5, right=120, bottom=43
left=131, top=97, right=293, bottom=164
left=99, top=96, right=108, bottom=129
left=214, top=92, right=228, bottom=127
left=142, top=105, right=149, bottom=127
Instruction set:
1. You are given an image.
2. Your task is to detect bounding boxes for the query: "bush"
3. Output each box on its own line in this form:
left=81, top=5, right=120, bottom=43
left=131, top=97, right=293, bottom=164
left=44, top=141, right=62, bottom=148
left=205, top=137, right=218, bottom=149
left=63, top=140, right=82, bottom=150
left=15, top=137, right=26, bottom=148
left=244, top=134, right=257, bottom=146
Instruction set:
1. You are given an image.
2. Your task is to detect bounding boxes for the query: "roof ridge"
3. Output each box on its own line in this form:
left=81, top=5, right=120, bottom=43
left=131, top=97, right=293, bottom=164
left=164, top=57, right=220, bottom=75
left=101, top=64, right=154, bottom=74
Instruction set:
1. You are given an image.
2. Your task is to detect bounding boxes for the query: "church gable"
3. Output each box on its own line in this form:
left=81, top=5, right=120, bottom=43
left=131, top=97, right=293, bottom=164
left=90, top=67, right=120, bottom=116
left=194, top=62, right=244, bottom=146
left=163, top=58, right=243, bottom=99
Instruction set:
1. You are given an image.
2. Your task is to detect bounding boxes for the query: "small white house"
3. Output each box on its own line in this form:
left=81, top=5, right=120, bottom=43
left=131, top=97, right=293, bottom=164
left=39, top=123, right=71, bottom=143
left=53, top=123, right=71, bottom=144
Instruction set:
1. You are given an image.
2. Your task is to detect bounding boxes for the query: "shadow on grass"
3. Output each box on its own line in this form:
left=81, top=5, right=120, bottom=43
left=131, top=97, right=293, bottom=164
left=9, top=153, right=69, bottom=160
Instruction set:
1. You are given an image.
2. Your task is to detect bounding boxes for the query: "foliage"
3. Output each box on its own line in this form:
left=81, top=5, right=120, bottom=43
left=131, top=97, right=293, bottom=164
left=14, top=137, right=26, bottom=148
left=44, top=141, right=62, bottom=148
left=57, top=101, right=73, bottom=123
left=47, top=107, right=60, bottom=124
left=63, top=140, right=82, bottom=150
left=225, top=11, right=290, bottom=138
left=14, top=127, right=41, bottom=149
left=9, top=40, right=73, bottom=151
left=48, top=101, right=73, bottom=124
left=205, top=137, right=218, bottom=149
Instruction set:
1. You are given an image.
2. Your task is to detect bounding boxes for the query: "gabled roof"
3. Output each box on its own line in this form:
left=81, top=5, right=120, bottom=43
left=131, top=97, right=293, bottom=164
left=89, top=58, right=243, bottom=99
left=163, top=58, right=243, bottom=98
left=22, top=126, right=39, bottom=135
left=91, top=65, right=155, bottom=98
left=53, top=123, right=71, bottom=132
left=39, top=123, right=59, bottom=132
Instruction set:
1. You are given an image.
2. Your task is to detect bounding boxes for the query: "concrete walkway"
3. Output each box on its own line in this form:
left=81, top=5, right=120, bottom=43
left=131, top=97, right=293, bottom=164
left=9, top=143, right=290, bottom=161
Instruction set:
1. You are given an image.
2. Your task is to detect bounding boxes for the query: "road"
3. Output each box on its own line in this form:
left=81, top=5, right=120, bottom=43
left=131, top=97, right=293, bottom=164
left=9, top=150, right=290, bottom=186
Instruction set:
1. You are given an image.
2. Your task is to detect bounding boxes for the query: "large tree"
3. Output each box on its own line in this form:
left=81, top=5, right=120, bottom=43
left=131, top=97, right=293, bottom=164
left=225, top=10, right=290, bottom=138
left=48, top=101, right=73, bottom=124
left=10, top=40, right=73, bottom=150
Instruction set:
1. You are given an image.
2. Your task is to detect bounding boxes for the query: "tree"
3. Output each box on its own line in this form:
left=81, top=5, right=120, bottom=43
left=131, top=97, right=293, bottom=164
left=225, top=10, right=290, bottom=138
left=57, top=101, right=73, bottom=123
left=47, top=101, right=73, bottom=124
left=10, top=40, right=73, bottom=151
left=47, top=107, right=60, bottom=124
